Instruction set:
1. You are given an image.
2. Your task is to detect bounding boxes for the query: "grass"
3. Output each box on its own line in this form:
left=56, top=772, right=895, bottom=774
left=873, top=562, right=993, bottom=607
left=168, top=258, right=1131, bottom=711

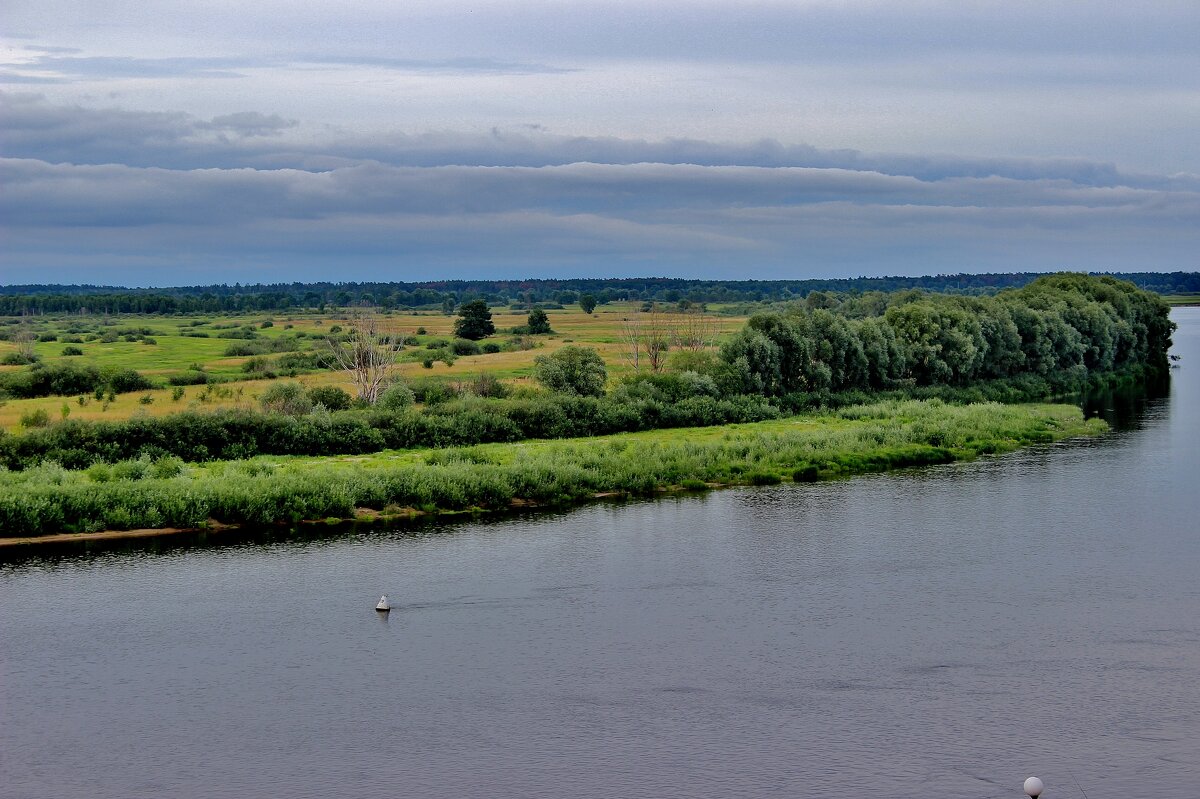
left=0, top=304, right=746, bottom=430
left=0, top=399, right=1106, bottom=539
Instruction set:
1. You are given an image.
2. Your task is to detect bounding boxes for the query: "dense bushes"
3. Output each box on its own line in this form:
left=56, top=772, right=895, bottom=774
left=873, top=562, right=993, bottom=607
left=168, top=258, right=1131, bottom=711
left=0, top=362, right=154, bottom=400
left=0, top=393, right=780, bottom=470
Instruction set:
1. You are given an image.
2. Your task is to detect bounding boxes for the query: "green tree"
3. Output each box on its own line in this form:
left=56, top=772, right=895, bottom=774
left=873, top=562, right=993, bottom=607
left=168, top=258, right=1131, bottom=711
left=579, top=294, right=597, bottom=315
left=454, top=299, right=495, bottom=340
left=534, top=346, right=608, bottom=396
left=527, top=308, right=552, bottom=334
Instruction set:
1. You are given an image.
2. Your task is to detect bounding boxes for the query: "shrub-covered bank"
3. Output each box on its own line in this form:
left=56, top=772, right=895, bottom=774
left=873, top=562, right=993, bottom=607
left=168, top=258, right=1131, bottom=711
left=0, top=394, right=781, bottom=470
left=0, top=400, right=1105, bottom=539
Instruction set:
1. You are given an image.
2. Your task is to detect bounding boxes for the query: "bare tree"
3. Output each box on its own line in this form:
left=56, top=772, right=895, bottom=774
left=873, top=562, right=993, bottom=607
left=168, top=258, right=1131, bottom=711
left=620, top=304, right=676, bottom=373
left=619, top=311, right=643, bottom=372
left=13, top=323, right=36, bottom=361
left=640, top=304, right=672, bottom=372
left=327, top=306, right=402, bottom=405
left=672, top=309, right=720, bottom=353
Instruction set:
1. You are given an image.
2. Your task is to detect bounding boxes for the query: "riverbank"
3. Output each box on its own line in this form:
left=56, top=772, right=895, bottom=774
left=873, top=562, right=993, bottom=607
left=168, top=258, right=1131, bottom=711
left=0, top=399, right=1106, bottom=548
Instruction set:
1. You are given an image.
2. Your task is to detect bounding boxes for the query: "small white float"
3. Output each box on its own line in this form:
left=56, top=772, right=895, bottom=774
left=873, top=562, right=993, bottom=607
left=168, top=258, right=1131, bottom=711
left=375, top=595, right=391, bottom=613
left=1023, top=776, right=1044, bottom=798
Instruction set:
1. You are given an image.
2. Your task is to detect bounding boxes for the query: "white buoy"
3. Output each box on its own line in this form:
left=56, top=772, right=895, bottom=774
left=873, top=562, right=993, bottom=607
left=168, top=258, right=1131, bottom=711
left=1023, top=776, right=1044, bottom=798
left=375, top=595, right=391, bottom=613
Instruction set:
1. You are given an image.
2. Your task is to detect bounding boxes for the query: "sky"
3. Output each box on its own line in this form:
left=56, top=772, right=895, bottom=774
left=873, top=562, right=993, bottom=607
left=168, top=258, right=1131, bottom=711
left=1, top=0, right=1198, bottom=287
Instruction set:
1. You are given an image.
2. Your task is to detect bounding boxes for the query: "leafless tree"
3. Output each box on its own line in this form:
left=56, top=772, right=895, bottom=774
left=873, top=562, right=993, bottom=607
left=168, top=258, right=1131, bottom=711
left=13, top=323, right=36, bottom=361
left=620, top=304, right=677, bottom=373
left=619, top=311, right=643, bottom=372
left=641, top=305, right=672, bottom=372
left=327, top=306, right=402, bottom=405
left=672, top=309, right=720, bottom=353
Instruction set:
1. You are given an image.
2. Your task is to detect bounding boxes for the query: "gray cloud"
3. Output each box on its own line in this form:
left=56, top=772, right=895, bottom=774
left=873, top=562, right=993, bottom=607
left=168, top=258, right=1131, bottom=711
left=7, top=93, right=1196, bottom=195
left=0, top=53, right=574, bottom=84
left=1, top=1, right=1195, bottom=283
left=2, top=154, right=1195, bottom=284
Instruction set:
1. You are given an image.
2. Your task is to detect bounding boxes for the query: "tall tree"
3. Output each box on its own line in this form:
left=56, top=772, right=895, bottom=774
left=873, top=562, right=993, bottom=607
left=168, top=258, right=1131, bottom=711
left=527, top=307, right=552, bottom=334
left=454, top=299, right=495, bottom=340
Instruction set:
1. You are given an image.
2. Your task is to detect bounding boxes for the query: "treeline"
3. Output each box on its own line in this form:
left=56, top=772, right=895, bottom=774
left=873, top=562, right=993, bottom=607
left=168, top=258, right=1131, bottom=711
left=2, top=271, right=1197, bottom=315
left=714, top=274, right=1173, bottom=401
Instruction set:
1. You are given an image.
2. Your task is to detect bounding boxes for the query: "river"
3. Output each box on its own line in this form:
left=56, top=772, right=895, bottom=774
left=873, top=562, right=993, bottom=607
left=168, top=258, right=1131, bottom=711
left=2, top=308, right=1198, bottom=799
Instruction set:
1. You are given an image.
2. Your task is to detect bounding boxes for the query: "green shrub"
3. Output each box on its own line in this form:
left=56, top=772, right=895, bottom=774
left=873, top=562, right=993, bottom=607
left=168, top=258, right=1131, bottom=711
left=259, top=382, right=313, bottom=416
left=792, top=463, right=820, bottom=482
left=377, top=383, right=416, bottom=411
left=20, top=408, right=51, bottom=429
left=452, top=338, right=482, bottom=356
left=307, top=385, right=352, bottom=411
left=747, top=470, right=782, bottom=485
left=534, top=346, right=607, bottom=397
left=61, top=346, right=84, bottom=356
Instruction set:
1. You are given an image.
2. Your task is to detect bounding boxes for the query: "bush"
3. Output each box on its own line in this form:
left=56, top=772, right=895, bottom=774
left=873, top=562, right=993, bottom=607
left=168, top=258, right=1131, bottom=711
left=168, top=370, right=210, bottom=386
left=377, top=383, right=416, bottom=411
left=452, top=338, right=482, bottom=356
left=0, top=362, right=153, bottom=400
left=259, top=382, right=313, bottom=416
left=534, top=346, right=608, bottom=397
left=61, top=346, right=84, bottom=356
left=792, top=463, right=820, bottom=482
left=308, top=385, right=352, bottom=411
left=482, top=342, right=501, bottom=354
left=467, top=373, right=508, bottom=399
left=20, top=408, right=51, bottom=429
left=747, top=471, right=782, bottom=485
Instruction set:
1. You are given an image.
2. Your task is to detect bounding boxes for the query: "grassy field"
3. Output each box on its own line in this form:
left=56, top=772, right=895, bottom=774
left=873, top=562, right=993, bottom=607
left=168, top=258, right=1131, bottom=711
left=0, top=303, right=747, bottom=430
left=0, top=399, right=1105, bottom=540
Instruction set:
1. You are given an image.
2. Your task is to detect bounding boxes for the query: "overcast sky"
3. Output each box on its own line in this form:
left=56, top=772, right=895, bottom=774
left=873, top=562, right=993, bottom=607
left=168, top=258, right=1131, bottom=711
left=2, top=0, right=1197, bottom=286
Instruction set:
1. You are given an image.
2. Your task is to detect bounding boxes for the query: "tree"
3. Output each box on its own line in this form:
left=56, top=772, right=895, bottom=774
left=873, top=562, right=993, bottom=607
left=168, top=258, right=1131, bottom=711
left=454, top=299, right=495, bottom=340
left=620, top=304, right=671, bottom=373
left=671, top=309, right=719, bottom=353
left=579, top=294, right=597, bottom=315
left=327, top=306, right=402, bottom=405
left=527, top=307, right=552, bottom=334
left=534, top=346, right=608, bottom=396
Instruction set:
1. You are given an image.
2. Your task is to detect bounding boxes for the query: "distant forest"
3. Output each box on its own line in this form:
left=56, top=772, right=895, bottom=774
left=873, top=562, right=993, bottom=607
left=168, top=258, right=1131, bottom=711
left=1, top=271, right=1197, bottom=315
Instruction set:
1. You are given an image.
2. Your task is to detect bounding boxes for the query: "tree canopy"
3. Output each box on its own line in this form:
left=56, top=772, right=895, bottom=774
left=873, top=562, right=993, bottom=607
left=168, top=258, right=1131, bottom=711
left=453, top=299, right=495, bottom=340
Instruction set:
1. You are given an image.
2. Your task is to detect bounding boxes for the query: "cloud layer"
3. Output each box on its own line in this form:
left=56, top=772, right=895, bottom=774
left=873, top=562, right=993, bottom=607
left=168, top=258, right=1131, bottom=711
left=1, top=1, right=1197, bottom=284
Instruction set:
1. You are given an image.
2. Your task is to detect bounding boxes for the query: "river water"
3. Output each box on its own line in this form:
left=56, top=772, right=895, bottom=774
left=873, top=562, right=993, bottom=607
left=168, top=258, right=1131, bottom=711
left=2, top=309, right=1198, bottom=799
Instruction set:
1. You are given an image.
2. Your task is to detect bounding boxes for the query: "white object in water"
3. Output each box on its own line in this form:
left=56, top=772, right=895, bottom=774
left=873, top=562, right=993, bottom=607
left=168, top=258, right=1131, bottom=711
left=375, top=595, right=391, bottom=613
left=1023, top=776, right=1044, bottom=798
